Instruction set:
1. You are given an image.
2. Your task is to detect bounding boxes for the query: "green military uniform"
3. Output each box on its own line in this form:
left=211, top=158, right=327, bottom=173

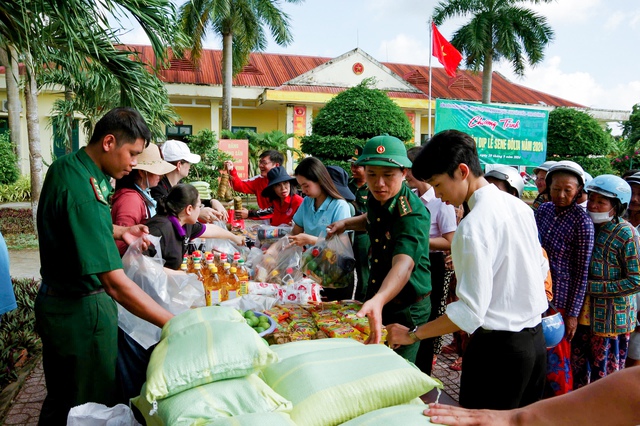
left=355, top=135, right=432, bottom=363
left=348, top=177, right=370, bottom=301
left=366, top=182, right=432, bottom=361
left=35, top=148, right=123, bottom=424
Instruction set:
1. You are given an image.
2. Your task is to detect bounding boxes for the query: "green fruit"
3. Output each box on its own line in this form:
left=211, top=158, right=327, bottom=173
left=255, top=326, right=265, bottom=333
left=248, top=317, right=260, bottom=327
left=258, top=316, right=270, bottom=324
left=244, top=310, right=256, bottom=319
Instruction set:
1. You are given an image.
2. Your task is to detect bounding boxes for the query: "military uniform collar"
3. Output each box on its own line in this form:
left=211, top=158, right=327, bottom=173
left=372, top=182, right=410, bottom=215
left=77, top=148, right=113, bottom=205
left=348, top=177, right=368, bottom=190
left=77, top=147, right=110, bottom=182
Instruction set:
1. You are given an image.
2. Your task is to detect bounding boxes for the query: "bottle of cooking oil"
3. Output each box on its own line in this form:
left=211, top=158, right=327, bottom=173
left=236, top=259, right=249, bottom=296
left=227, top=266, right=240, bottom=300
left=219, top=262, right=231, bottom=301
left=205, top=264, right=221, bottom=305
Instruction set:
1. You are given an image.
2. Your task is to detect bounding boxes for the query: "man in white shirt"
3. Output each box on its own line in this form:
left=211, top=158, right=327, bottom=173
left=406, top=146, right=457, bottom=375
left=387, top=130, right=548, bottom=410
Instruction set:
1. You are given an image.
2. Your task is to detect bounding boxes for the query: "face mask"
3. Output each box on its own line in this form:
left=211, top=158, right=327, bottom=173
left=588, top=209, right=613, bottom=224
left=135, top=182, right=157, bottom=217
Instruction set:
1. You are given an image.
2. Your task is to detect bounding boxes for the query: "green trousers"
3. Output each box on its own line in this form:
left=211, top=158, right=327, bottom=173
left=35, top=289, right=118, bottom=425
left=383, top=297, right=431, bottom=363
left=353, top=233, right=371, bottom=302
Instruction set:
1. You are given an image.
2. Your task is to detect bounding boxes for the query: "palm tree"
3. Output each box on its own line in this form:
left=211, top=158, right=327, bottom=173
left=179, top=0, right=304, bottom=131
left=433, top=0, right=554, bottom=104
left=0, top=0, right=184, bottom=226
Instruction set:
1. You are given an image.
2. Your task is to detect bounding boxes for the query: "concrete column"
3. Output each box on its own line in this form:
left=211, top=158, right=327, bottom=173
left=285, top=104, right=294, bottom=173
left=413, top=111, right=421, bottom=145
left=210, top=100, right=220, bottom=136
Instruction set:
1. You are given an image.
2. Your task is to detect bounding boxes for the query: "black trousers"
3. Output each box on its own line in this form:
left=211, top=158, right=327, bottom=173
left=415, top=251, right=446, bottom=375
left=459, top=323, right=546, bottom=410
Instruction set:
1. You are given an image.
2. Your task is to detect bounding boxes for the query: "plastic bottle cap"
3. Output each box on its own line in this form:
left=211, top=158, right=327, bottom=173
left=270, top=270, right=279, bottom=276
left=311, top=248, right=320, bottom=257
left=238, top=259, right=245, bottom=265
left=223, top=262, right=231, bottom=269
left=221, top=254, right=227, bottom=260
left=194, top=263, right=202, bottom=269
left=210, top=266, right=218, bottom=273
left=230, top=267, right=237, bottom=273
left=286, top=267, right=293, bottom=274
left=233, top=252, right=240, bottom=260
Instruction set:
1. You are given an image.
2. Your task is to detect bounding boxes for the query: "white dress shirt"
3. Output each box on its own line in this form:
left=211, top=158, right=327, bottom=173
left=446, top=184, right=548, bottom=334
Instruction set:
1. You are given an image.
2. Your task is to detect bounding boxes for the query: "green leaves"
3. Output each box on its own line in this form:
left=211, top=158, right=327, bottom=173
left=0, top=132, right=19, bottom=185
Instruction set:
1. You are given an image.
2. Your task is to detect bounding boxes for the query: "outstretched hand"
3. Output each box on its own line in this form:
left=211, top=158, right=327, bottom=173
left=357, top=296, right=385, bottom=344
left=122, top=224, right=150, bottom=250
left=424, top=403, right=515, bottom=426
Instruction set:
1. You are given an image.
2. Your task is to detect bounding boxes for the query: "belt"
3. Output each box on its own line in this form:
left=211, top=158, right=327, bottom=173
left=40, top=284, right=106, bottom=298
left=415, top=292, right=431, bottom=303
left=474, top=323, right=541, bottom=335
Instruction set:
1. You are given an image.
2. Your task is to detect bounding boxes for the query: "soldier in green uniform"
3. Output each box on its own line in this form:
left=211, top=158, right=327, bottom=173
left=35, top=107, right=174, bottom=425
left=328, top=135, right=431, bottom=362
left=348, top=145, right=371, bottom=302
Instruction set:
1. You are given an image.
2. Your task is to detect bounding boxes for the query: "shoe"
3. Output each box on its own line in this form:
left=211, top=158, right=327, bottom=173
left=450, top=357, right=463, bottom=371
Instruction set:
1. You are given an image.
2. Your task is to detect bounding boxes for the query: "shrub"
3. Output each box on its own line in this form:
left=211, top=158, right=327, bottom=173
left=0, top=278, right=41, bottom=389
left=547, top=108, right=613, bottom=157
left=0, top=176, right=31, bottom=203
left=0, top=209, right=35, bottom=235
left=0, top=133, right=19, bottom=185
left=301, top=79, right=414, bottom=163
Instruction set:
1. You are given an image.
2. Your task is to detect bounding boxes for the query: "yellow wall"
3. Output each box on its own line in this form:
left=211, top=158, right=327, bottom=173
left=172, top=106, right=211, bottom=135
left=231, top=108, right=283, bottom=133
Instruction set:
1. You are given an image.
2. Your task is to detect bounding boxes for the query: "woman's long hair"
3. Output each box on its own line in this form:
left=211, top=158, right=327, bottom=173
left=156, top=183, right=199, bottom=216
left=294, top=157, right=343, bottom=201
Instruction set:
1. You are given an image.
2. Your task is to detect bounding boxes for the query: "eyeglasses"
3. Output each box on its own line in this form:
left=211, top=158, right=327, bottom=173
left=259, top=160, right=273, bottom=166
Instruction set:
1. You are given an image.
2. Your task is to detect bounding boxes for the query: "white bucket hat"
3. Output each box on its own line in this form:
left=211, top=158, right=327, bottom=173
left=133, top=143, right=176, bottom=175
left=161, top=139, right=201, bottom=164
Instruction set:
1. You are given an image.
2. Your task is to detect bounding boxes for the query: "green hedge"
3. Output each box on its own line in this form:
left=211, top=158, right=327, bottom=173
left=0, top=176, right=31, bottom=203
left=0, top=133, right=19, bottom=186
left=0, top=278, right=41, bottom=389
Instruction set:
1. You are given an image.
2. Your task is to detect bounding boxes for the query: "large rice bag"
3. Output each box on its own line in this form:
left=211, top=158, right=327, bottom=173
left=341, top=404, right=443, bottom=426
left=160, top=306, right=245, bottom=340
left=205, top=412, right=297, bottom=426
left=145, top=320, right=278, bottom=404
left=261, top=339, right=442, bottom=426
left=132, top=375, right=292, bottom=426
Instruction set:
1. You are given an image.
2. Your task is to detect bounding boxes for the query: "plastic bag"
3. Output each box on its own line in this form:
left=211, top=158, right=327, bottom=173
left=67, top=402, right=141, bottom=426
left=255, top=225, right=293, bottom=249
left=301, top=230, right=355, bottom=288
left=258, top=236, right=303, bottom=285
left=201, top=221, right=249, bottom=261
left=120, top=236, right=205, bottom=349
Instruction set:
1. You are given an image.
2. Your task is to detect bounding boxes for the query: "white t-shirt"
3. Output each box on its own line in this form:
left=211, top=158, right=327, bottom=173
left=412, top=187, right=457, bottom=239
left=446, top=184, right=548, bottom=334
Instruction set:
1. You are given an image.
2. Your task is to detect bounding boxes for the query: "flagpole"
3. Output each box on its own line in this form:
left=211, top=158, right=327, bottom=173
left=428, top=19, right=433, bottom=139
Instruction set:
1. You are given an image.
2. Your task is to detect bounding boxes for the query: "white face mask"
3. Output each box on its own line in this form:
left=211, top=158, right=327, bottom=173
left=588, top=209, right=614, bottom=224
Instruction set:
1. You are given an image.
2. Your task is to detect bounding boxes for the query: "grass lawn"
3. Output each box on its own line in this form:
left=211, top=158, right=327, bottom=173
left=3, top=234, right=38, bottom=250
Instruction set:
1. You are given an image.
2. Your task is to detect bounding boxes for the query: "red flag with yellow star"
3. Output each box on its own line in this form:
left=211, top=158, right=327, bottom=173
left=432, top=23, right=462, bottom=77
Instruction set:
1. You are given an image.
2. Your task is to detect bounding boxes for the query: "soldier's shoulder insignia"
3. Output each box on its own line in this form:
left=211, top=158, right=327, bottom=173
left=90, top=177, right=108, bottom=205
left=398, top=196, right=412, bottom=217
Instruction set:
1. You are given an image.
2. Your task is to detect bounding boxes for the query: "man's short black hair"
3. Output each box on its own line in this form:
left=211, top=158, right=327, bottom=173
left=260, top=150, right=284, bottom=165
left=412, top=130, right=483, bottom=181
left=89, top=107, right=151, bottom=147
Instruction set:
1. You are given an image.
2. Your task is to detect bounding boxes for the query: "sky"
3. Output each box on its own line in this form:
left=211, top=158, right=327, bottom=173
left=114, top=0, right=640, bottom=116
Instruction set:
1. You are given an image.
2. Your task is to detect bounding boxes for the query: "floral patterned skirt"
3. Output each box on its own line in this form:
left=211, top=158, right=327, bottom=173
left=572, top=325, right=630, bottom=389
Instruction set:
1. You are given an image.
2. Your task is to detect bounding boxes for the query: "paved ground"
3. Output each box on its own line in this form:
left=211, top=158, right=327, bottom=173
left=8, top=249, right=40, bottom=280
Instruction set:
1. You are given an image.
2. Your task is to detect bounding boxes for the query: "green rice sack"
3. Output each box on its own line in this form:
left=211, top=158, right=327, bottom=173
left=160, top=306, right=245, bottom=340
left=133, top=374, right=292, bottom=426
left=261, top=339, right=442, bottom=426
left=146, top=320, right=278, bottom=404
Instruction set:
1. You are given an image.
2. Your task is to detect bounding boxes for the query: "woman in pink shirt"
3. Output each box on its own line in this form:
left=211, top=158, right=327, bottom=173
left=111, top=143, right=176, bottom=255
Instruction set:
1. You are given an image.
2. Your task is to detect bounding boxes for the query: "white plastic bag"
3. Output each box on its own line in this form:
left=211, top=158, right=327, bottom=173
left=67, top=403, right=141, bottom=426
left=119, top=236, right=205, bottom=349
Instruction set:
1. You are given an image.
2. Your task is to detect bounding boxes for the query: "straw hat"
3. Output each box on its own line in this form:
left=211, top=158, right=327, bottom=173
left=133, top=143, right=176, bottom=175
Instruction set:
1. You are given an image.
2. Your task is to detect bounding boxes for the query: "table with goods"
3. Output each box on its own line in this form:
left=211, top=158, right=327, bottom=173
left=117, top=224, right=446, bottom=426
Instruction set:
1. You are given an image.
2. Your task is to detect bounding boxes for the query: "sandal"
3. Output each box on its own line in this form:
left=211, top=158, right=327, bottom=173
left=450, top=357, right=463, bottom=371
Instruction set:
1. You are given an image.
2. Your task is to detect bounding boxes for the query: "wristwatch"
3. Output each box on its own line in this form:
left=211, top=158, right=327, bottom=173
left=408, top=326, right=420, bottom=342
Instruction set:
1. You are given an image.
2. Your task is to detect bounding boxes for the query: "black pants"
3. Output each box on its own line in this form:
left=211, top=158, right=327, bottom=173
left=415, top=252, right=446, bottom=375
left=459, top=324, right=546, bottom=410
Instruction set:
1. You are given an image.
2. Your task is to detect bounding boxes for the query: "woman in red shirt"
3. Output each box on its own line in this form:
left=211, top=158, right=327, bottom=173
left=261, top=166, right=303, bottom=226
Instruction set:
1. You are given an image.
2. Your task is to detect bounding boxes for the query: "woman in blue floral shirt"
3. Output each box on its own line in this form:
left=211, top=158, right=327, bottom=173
left=535, top=161, right=595, bottom=395
left=572, top=175, right=640, bottom=388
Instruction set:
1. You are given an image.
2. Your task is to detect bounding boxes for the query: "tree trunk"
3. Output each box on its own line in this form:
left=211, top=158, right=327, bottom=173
left=221, top=31, right=233, bottom=131
left=24, top=56, right=43, bottom=233
left=0, top=45, right=22, bottom=159
left=482, top=53, right=493, bottom=104
left=65, top=87, right=73, bottom=154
